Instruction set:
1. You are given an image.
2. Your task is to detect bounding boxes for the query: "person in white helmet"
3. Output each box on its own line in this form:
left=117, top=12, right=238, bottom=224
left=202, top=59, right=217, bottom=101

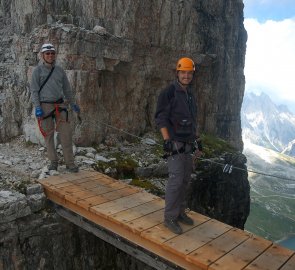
left=30, top=43, right=80, bottom=173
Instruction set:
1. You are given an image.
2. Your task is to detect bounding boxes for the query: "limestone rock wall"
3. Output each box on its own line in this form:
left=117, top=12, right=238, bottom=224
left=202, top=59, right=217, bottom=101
left=0, top=0, right=246, bottom=149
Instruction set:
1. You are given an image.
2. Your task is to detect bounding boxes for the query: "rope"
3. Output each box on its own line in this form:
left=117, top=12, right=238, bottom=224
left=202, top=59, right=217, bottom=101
left=78, top=118, right=295, bottom=183
left=251, top=194, right=295, bottom=200
left=196, top=157, right=295, bottom=182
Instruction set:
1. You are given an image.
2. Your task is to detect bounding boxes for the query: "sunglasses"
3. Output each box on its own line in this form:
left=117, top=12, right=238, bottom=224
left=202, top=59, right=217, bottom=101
left=45, top=52, right=56, bottom=55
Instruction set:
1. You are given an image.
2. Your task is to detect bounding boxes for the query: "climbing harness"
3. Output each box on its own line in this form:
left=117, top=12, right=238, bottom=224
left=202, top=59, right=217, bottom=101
left=162, top=143, right=187, bottom=159
left=37, top=100, right=69, bottom=137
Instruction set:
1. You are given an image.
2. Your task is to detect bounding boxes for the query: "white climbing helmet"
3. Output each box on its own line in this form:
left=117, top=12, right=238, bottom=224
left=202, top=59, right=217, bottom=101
left=40, top=43, right=56, bottom=53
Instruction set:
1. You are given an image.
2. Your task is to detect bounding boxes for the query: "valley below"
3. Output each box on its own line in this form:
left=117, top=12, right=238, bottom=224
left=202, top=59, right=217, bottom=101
left=243, top=140, right=295, bottom=250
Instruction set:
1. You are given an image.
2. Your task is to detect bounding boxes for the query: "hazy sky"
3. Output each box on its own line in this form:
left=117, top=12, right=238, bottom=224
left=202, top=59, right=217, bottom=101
left=243, top=0, right=295, bottom=111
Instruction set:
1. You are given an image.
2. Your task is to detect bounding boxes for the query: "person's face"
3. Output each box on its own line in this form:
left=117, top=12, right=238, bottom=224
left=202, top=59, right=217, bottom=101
left=43, top=50, right=56, bottom=64
left=177, top=70, right=194, bottom=86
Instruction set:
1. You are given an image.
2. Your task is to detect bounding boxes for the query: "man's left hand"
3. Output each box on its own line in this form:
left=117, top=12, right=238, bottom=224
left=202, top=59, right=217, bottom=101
left=71, top=104, right=80, bottom=113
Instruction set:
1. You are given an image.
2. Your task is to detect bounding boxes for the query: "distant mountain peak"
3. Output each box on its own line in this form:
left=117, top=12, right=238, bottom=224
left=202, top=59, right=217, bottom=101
left=278, top=104, right=291, bottom=114
left=242, top=92, right=295, bottom=155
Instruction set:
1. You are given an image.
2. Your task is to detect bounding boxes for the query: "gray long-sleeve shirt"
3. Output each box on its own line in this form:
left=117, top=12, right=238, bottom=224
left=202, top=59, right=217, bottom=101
left=30, top=63, right=74, bottom=107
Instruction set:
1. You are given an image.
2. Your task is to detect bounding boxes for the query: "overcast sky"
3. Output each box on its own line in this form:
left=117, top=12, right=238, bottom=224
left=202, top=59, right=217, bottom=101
left=243, top=0, right=295, bottom=111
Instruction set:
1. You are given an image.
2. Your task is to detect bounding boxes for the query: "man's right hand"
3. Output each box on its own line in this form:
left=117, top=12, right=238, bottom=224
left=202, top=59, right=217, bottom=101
left=35, top=106, right=44, bottom=118
left=163, top=139, right=173, bottom=153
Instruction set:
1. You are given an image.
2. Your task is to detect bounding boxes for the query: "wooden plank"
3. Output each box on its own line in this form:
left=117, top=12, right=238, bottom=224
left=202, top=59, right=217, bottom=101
left=141, top=221, right=204, bottom=248
left=86, top=185, right=115, bottom=195
left=46, top=185, right=71, bottom=199
left=209, top=236, right=272, bottom=270
left=77, top=195, right=110, bottom=210
left=75, top=175, right=117, bottom=186
left=78, top=180, right=127, bottom=194
left=163, top=219, right=232, bottom=258
left=244, top=244, right=294, bottom=270
left=43, top=189, right=66, bottom=204
left=41, top=182, right=64, bottom=196
left=101, top=187, right=140, bottom=201
left=69, top=186, right=139, bottom=210
left=75, top=180, right=103, bottom=189
left=64, top=190, right=97, bottom=204
left=53, top=181, right=75, bottom=188
left=141, top=212, right=210, bottom=245
left=280, top=254, right=295, bottom=270
left=187, top=228, right=250, bottom=268
left=90, top=192, right=158, bottom=217
left=58, top=184, right=85, bottom=194
left=47, top=182, right=81, bottom=197
left=60, top=170, right=95, bottom=181
left=127, top=209, right=164, bottom=234
left=110, top=198, right=164, bottom=224
left=142, top=223, right=179, bottom=244
left=68, top=177, right=96, bottom=184
left=79, top=179, right=126, bottom=190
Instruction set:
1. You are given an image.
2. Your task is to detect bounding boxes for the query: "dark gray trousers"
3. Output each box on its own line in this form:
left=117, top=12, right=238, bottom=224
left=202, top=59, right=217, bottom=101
left=165, top=142, right=193, bottom=220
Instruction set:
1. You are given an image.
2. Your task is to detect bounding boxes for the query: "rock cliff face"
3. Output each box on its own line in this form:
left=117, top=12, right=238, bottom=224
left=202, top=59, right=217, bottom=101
left=0, top=0, right=246, bottom=150
left=189, top=152, right=250, bottom=229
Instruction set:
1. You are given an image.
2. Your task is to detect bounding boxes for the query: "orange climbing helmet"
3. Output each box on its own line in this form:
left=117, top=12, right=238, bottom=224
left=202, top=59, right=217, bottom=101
left=176, top=57, right=195, bottom=71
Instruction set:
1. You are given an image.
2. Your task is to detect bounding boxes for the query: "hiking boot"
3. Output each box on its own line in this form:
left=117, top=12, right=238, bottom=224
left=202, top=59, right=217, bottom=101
left=48, top=161, right=58, bottom=171
left=66, top=164, right=79, bottom=173
left=178, top=212, right=194, bottom=225
left=164, top=219, right=183, bottom=234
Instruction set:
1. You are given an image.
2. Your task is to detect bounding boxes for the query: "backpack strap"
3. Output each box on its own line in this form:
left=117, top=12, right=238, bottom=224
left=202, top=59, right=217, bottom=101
left=166, top=83, right=176, bottom=101
left=38, top=66, right=55, bottom=95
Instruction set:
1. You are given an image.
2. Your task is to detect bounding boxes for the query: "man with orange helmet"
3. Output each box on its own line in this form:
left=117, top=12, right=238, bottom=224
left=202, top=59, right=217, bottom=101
left=155, top=57, right=203, bottom=234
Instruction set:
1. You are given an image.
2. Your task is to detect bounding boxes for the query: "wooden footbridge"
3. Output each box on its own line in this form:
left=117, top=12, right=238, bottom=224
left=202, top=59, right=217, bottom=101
left=38, top=170, right=295, bottom=270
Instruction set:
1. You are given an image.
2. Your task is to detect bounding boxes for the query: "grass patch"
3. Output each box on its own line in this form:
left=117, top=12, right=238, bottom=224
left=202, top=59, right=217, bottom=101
left=201, top=134, right=236, bottom=157
left=25, top=140, right=35, bottom=147
left=92, top=152, right=138, bottom=179
left=13, top=179, right=33, bottom=194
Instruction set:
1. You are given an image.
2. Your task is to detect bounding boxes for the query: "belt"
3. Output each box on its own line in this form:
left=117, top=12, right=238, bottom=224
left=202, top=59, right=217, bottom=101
left=41, top=98, right=64, bottom=104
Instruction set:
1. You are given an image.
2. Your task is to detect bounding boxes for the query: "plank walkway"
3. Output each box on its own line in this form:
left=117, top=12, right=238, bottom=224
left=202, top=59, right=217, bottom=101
left=38, top=170, right=295, bottom=270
